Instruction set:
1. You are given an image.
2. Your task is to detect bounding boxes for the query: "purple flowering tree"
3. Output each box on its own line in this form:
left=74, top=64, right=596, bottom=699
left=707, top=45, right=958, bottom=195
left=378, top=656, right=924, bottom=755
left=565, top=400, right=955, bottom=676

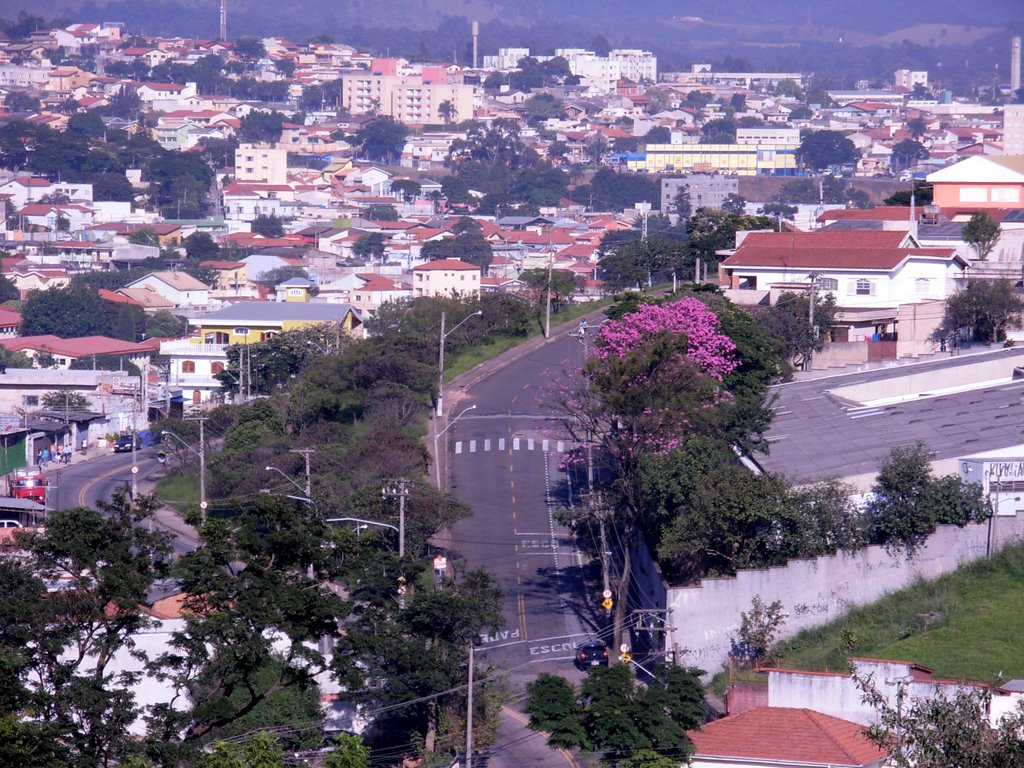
left=549, top=298, right=739, bottom=652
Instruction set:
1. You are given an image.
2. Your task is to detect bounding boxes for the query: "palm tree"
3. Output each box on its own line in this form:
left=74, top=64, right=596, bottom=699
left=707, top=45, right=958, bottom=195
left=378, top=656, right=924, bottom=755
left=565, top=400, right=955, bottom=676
left=438, top=99, right=457, bottom=125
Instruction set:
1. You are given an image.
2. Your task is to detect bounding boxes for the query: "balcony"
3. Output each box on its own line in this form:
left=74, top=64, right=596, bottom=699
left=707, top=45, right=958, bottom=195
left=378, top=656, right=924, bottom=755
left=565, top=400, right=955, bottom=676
left=168, top=373, right=224, bottom=388
left=159, top=340, right=228, bottom=357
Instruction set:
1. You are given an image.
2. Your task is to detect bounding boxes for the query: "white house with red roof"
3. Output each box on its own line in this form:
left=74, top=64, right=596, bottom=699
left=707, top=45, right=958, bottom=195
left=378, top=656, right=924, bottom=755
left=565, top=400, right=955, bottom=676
left=0, top=178, right=93, bottom=208
left=135, top=81, right=200, bottom=111
left=0, top=335, right=158, bottom=370
left=348, top=273, right=411, bottom=315
left=719, top=229, right=968, bottom=357
left=412, top=259, right=481, bottom=298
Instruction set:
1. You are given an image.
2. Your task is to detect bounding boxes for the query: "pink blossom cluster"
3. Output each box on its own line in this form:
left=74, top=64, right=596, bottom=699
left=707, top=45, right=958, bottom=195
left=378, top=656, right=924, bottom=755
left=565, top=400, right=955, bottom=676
left=594, top=298, right=739, bottom=380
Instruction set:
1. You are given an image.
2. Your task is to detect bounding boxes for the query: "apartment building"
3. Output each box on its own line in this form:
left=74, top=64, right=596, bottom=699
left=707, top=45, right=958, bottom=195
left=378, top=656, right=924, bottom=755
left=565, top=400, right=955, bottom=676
left=1004, top=104, right=1024, bottom=156
left=234, top=143, right=288, bottom=185
left=340, top=72, right=475, bottom=125
left=608, top=49, right=657, bottom=83
left=623, top=140, right=800, bottom=175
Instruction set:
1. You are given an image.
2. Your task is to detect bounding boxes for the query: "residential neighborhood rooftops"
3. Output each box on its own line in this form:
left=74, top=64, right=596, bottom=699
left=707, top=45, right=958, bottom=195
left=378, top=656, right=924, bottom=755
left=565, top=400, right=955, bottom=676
left=687, top=707, right=888, bottom=767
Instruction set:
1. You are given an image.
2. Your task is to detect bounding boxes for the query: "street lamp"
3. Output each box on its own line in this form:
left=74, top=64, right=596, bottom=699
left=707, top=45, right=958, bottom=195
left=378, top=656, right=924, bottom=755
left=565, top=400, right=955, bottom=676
left=433, top=404, right=476, bottom=488
left=437, top=310, right=483, bottom=417
left=161, top=429, right=206, bottom=517
left=265, top=465, right=311, bottom=498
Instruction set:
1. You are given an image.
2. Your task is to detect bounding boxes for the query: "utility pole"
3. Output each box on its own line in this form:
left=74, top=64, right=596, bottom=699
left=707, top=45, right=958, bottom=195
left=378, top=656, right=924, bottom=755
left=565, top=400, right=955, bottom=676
left=465, top=641, right=475, bottom=768
left=289, top=447, right=314, bottom=498
left=437, top=311, right=446, bottom=416
left=382, top=479, right=408, bottom=558
left=185, top=413, right=208, bottom=519
left=544, top=248, right=553, bottom=339
left=807, top=272, right=818, bottom=371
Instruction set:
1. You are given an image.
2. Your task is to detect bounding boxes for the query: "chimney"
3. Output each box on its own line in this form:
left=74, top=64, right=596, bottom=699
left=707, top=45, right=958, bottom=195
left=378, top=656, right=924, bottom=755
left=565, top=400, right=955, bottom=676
left=1012, top=35, right=1021, bottom=95
left=219, top=0, right=227, bottom=42
left=472, top=21, right=479, bottom=69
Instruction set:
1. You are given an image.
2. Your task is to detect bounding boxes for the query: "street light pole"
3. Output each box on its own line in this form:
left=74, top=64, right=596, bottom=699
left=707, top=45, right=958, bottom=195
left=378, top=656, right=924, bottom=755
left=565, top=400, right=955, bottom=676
left=382, top=479, right=408, bottom=558
left=433, top=404, right=476, bottom=488
left=161, top=428, right=206, bottom=519
left=436, top=310, right=483, bottom=417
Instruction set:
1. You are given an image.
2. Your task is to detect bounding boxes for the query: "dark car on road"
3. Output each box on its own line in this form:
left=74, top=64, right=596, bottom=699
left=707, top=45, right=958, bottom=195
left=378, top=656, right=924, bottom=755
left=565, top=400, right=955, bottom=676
left=574, top=639, right=609, bottom=669
left=113, top=434, right=140, bottom=453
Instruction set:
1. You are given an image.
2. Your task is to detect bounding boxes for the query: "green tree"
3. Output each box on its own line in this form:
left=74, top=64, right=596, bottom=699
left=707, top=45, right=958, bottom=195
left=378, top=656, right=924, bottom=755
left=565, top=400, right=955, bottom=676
left=755, top=290, right=838, bottom=370
left=365, top=203, right=399, bottom=221
left=525, top=665, right=704, bottom=764
left=940, top=278, right=1023, bottom=343
left=238, top=110, right=286, bottom=143
left=234, top=36, right=266, bottom=60
left=332, top=568, right=502, bottom=756
left=145, top=310, right=187, bottom=339
left=798, top=130, right=858, bottom=169
left=251, top=213, right=284, bottom=238
left=0, top=494, right=171, bottom=768
left=0, top=274, right=18, bottom=302
left=522, top=93, right=565, bottom=123
left=324, top=733, right=371, bottom=768
left=856, top=673, right=1024, bottom=768
left=352, top=232, right=387, bottom=262
left=891, top=139, right=929, bottom=172
left=67, top=111, right=106, bottom=138
left=40, top=390, right=90, bottom=410
left=961, top=210, right=1000, bottom=261
left=437, top=99, right=458, bottom=124
left=721, top=193, right=747, bottom=214
left=391, top=179, right=421, bottom=201
left=866, top=442, right=990, bottom=554
left=184, top=231, right=220, bottom=260
left=129, top=226, right=160, bottom=246
left=21, top=286, right=109, bottom=337
left=354, top=117, right=408, bottom=164
left=519, top=268, right=583, bottom=315
left=4, top=92, right=41, bottom=112
left=700, top=117, right=737, bottom=144
left=524, top=674, right=590, bottom=749
left=148, top=494, right=347, bottom=758
left=671, top=183, right=692, bottom=220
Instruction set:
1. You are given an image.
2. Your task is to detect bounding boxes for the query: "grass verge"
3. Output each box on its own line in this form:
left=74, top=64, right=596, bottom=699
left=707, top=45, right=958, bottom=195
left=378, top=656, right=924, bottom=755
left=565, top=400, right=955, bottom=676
left=444, top=299, right=613, bottom=381
left=154, top=471, right=200, bottom=512
left=733, top=542, right=1024, bottom=690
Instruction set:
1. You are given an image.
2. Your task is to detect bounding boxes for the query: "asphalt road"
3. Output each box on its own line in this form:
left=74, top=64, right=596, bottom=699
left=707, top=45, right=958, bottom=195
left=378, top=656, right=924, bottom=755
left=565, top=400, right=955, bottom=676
left=759, top=347, right=1024, bottom=483
left=46, top=447, right=199, bottom=555
left=444, top=329, right=606, bottom=691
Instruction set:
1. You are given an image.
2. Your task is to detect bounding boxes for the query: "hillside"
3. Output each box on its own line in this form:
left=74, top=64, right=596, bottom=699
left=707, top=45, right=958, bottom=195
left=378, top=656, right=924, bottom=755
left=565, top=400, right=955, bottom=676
left=31, top=0, right=1024, bottom=41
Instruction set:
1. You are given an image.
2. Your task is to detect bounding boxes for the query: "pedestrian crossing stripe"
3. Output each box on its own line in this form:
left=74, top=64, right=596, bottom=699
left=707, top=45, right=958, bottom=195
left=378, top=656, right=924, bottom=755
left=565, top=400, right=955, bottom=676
left=453, top=439, right=568, bottom=454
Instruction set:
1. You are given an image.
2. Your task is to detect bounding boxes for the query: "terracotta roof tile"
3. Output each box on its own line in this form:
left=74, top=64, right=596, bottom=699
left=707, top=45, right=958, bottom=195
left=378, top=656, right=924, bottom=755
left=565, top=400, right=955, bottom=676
left=689, top=707, right=888, bottom=766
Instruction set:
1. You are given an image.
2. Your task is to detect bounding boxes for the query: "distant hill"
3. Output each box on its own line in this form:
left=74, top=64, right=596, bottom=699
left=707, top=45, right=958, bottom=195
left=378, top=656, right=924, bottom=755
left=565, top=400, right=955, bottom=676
left=33, top=0, right=1023, bottom=40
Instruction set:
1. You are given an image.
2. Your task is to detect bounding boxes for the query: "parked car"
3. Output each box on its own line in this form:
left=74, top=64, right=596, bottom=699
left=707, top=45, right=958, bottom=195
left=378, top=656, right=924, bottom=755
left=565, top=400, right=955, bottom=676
left=574, top=639, right=609, bottom=669
left=113, top=434, right=140, bottom=453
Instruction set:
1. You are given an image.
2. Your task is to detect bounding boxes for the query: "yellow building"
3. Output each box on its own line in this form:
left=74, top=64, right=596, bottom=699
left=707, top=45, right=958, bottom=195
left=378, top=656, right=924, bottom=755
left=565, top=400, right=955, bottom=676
left=161, top=302, right=361, bottom=404
left=623, top=142, right=800, bottom=175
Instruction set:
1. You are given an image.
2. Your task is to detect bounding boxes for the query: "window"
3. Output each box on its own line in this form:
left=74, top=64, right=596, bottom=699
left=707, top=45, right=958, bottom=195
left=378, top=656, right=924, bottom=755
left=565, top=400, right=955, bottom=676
left=991, top=187, right=1020, bottom=203
left=23, top=395, right=38, bottom=407
left=818, top=277, right=838, bottom=292
left=260, top=331, right=276, bottom=341
left=854, top=279, right=875, bottom=296
left=959, top=187, right=987, bottom=203
left=233, top=327, right=250, bottom=336
left=211, top=362, right=224, bottom=374
left=181, top=360, right=196, bottom=373
left=205, top=332, right=229, bottom=344
left=915, top=278, right=930, bottom=294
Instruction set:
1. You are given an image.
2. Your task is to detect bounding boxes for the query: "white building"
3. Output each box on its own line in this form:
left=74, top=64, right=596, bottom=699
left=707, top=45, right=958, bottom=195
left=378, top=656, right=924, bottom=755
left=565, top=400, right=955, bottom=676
left=608, top=49, right=657, bottom=83
left=1004, top=105, right=1024, bottom=156
left=234, top=143, right=288, bottom=185
left=482, top=48, right=531, bottom=70
left=894, top=68, right=928, bottom=90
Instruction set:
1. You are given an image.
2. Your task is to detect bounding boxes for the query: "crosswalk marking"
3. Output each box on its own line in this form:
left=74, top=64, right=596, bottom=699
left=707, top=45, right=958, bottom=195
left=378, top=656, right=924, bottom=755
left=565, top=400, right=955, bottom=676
left=453, top=437, right=572, bottom=455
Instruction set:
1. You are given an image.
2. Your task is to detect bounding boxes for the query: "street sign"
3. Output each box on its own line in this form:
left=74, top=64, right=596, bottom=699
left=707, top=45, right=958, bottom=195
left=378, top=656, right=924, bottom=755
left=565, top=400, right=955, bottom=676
left=602, top=589, right=612, bottom=599
left=619, top=643, right=630, bottom=653
left=601, top=597, right=613, bottom=610
left=619, top=652, right=632, bottom=663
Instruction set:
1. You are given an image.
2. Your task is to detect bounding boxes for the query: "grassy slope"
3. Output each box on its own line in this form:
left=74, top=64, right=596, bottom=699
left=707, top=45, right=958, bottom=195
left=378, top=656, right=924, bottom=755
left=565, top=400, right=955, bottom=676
left=768, top=542, right=1024, bottom=685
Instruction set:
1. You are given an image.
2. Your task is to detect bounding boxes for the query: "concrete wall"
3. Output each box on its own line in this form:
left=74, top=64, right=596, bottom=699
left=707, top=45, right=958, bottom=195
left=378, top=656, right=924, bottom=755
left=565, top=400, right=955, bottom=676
left=828, top=348, right=1024, bottom=404
left=646, top=511, right=1024, bottom=676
